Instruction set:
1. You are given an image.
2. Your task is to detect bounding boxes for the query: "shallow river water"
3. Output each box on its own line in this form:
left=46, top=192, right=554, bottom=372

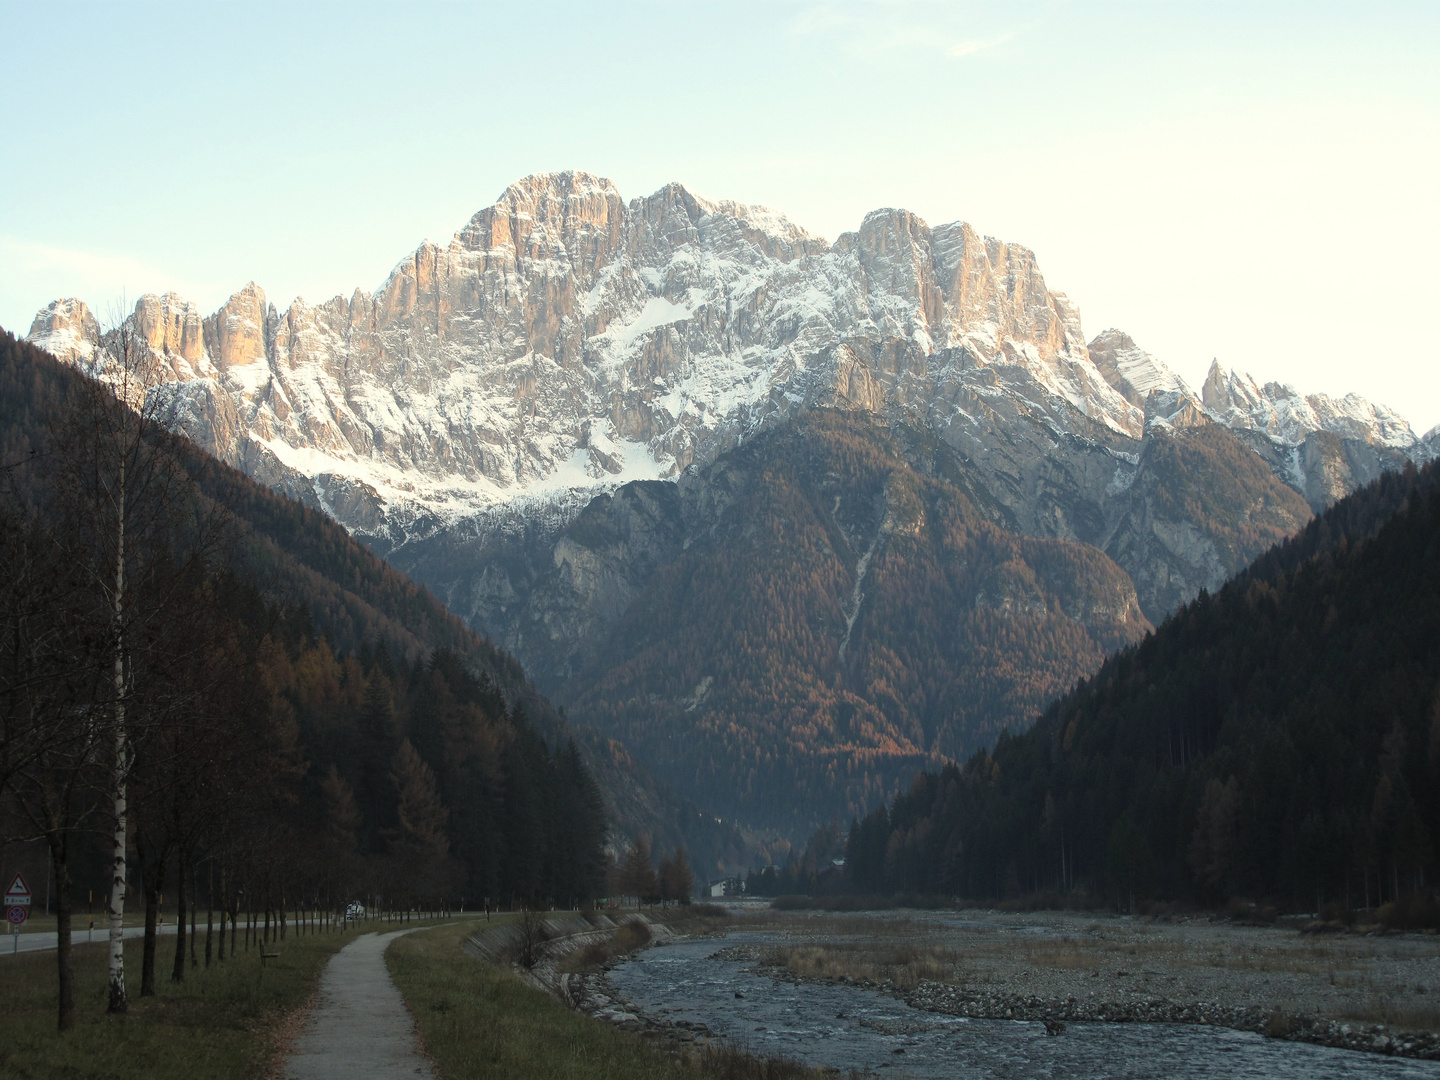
left=608, top=933, right=1440, bottom=1080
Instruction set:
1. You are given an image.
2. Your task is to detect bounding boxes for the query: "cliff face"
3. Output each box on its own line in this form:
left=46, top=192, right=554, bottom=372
left=27, top=172, right=1427, bottom=557
left=27, top=173, right=1430, bottom=631
left=18, top=173, right=1124, bottom=534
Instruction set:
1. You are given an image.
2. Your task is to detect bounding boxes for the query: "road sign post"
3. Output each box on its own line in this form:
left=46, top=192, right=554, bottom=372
left=4, top=873, right=32, bottom=908
left=7, top=907, right=26, bottom=955
left=5, top=874, right=32, bottom=955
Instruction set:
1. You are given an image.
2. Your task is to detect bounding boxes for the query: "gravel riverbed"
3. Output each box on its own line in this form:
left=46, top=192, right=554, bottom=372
left=741, top=909, right=1440, bottom=1060
left=479, top=907, right=1440, bottom=1069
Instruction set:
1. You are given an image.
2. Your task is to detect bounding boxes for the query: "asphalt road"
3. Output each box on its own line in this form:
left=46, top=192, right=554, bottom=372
left=2, top=923, right=179, bottom=955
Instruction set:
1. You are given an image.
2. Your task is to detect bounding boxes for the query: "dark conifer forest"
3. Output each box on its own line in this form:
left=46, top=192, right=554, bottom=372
left=843, top=459, right=1440, bottom=915
left=0, top=330, right=620, bottom=1023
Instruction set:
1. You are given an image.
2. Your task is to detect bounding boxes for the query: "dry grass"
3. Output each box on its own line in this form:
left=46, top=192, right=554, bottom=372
left=689, top=1040, right=849, bottom=1080
left=1019, top=937, right=1105, bottom=970
left=557, top=904, right=737, bottom=974
left=770, top=942, right=959, bottom=990
left=809, top=916, right=925, bottom=938
left=755, top=910, right=1440, bottom=1035
left=1016, top=928, right=1384, bottom=981
left=656, top=905, right=754, bottom=936
left=561, top=920, right=654, bottom=973
left=388, top=921, right=857, bottom=1080
left=1341, top=998, right=1440, bottom=1031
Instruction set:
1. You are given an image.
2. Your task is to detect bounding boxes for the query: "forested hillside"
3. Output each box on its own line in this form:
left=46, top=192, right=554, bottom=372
left=845, top=460, right=1440, bottom=912
left=0, top=330, right=749, bottom=921
left=559, top=412, right=1153, bottom=831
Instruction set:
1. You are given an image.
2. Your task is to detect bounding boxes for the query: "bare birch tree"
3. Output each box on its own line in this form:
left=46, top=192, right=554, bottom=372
left=49, top=310, right=210, bottom=1012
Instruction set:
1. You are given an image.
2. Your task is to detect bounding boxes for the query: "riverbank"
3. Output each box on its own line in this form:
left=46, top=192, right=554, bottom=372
left=745, top=908, right=1440, bottom=1060
left=391, top=916, right=847, bottom=1080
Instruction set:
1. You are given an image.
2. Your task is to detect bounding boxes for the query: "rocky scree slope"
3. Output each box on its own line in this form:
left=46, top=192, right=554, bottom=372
left=474, top=410, right=1154, bottom=829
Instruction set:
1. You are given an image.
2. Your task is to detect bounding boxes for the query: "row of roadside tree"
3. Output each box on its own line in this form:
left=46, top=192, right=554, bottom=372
left=0, top=326, right=612, bottom=1031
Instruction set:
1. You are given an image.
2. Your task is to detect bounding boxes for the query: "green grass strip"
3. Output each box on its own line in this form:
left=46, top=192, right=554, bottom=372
left=387, top=918, right=709, bottom=1080
left=388, top=918, right=852, bottom=1080
left=2, top=925, right=355, bottom=1079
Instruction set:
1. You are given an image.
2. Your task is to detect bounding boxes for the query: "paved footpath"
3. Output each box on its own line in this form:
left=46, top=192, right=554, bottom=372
left=281, top=928, right=435, bottom=1080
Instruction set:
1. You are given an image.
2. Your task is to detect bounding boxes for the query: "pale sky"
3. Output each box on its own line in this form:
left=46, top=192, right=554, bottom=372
left=2, top=1, right=1437, bottom=433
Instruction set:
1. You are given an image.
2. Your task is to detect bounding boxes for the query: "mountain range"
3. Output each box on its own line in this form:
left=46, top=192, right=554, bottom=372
left=23, top=170, right=1438, bottom=832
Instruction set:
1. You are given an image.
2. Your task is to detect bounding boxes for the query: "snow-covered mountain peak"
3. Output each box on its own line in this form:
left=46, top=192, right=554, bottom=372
left=28, top=298, right=100, bottom=364
left=455, top=170, right=626, bottom=259
left=683, top=189, right=821, bottom=253
left=485, top=169, right=624, bottom=224
left=24, top=172, right=1432, bottom=551
left=1201, top=358, right=1420, bottom=450
left=1088, top=328, right=1191, bottom=408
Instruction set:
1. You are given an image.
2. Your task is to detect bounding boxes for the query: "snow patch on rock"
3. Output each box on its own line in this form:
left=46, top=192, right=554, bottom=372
left=25, top=171, right=1433, bottom=551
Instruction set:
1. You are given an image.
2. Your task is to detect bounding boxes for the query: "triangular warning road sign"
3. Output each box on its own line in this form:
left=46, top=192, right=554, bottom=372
left=4, top=873, right=31, bottom=904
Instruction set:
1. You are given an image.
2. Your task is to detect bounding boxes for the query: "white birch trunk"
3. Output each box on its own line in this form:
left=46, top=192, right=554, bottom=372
left=107, top=454, right=128, bottom=1013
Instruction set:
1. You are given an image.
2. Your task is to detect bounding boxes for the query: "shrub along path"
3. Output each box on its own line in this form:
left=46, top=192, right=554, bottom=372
left=281, top=928, right=436, bottom=1080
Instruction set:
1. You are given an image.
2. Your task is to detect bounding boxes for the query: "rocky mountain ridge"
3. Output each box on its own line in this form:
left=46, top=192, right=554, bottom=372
left=27, top=172, right=1431, bottom=561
